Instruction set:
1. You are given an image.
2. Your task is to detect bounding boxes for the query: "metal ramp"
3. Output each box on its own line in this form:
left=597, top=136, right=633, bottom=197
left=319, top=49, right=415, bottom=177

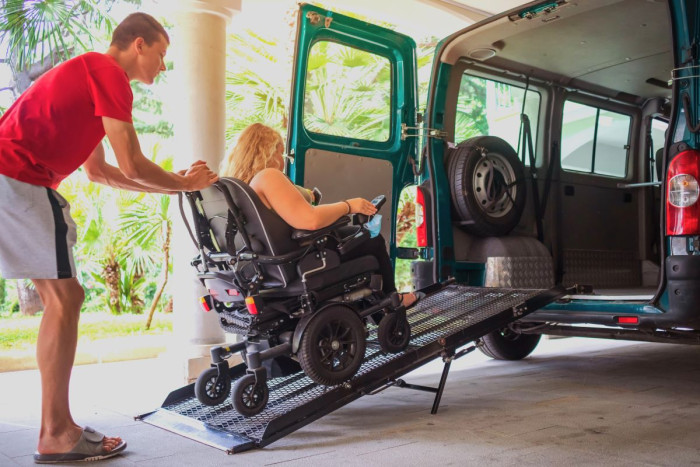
left=138, top=284, right=566, bottom=453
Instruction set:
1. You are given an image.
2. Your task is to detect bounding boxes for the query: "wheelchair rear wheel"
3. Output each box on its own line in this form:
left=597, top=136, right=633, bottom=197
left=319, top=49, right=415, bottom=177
left=298, top=304, right=366, bottom=386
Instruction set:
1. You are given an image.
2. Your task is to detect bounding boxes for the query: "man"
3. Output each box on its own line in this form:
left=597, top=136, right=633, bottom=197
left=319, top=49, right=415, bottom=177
left=0, top=13, right=217, bottom=463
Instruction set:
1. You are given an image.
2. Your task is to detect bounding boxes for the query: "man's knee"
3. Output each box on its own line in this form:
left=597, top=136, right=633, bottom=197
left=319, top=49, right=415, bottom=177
left=34, top=279, right=85, bottom=312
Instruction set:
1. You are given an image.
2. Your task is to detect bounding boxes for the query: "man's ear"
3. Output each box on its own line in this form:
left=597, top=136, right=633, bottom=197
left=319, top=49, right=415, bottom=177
left=133, top=37, right=145, bottom=55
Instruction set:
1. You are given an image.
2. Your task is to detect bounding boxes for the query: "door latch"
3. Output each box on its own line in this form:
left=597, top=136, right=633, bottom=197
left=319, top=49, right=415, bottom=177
left=401, top=123, right=447, bottom=141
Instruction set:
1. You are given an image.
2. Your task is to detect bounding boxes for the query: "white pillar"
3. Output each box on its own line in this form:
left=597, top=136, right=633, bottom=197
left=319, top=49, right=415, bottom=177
left=167, top=0, right=241, bottom=383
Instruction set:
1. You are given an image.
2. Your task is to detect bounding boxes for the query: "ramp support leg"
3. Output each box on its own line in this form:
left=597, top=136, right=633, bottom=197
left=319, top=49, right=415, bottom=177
left=430, top=359, right=452, bottom=414
left=390, top=344, right=476, bottom=414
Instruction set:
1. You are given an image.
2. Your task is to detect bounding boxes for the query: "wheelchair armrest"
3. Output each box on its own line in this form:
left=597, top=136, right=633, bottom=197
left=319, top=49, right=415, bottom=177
left=337, top=226, right=370, bottom=255
left=291, top=215, right=351, bottom=242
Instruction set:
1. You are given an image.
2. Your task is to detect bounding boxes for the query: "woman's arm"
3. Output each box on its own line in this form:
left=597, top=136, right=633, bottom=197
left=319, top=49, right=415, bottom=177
left=250, top=169, right=376, bottom=230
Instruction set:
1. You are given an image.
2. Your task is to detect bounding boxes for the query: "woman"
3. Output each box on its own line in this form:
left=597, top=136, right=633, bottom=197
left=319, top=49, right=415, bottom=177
left=220, top=123, right=416, bottom=307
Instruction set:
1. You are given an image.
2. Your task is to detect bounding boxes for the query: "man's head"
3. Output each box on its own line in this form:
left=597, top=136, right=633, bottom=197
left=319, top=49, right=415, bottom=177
left=111, top=13, right=169, bottom=51
left=110, top=13, right=169, bottom=84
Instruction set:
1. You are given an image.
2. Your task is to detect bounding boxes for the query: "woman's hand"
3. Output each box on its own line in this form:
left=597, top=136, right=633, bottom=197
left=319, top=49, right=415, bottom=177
left=347, top=197, right=377, bottom=216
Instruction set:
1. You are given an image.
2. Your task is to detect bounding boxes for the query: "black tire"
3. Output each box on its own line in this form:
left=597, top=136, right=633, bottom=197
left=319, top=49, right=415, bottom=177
left=478, top=328, right=541, bottom=360
left=194, top=367, right=231, bottom=406
left=298, top=304, right=366, bottom=386
left=377, top=311, right=411, bottom=353
left=446, top=136, right=526, bottom=237
left=232, top=374, right=269, bottom=417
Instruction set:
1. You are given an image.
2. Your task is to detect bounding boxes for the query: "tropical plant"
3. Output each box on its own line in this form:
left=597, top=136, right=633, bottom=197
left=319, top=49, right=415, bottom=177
left=117, top=187, right=173, bottom=327
left=225, top=27, right=292, bottom=141
left=454, top=75, right=489, bottom=142
left=0, top=0, right=124, bottom=95
left=303, top=42, right=391, bottom=141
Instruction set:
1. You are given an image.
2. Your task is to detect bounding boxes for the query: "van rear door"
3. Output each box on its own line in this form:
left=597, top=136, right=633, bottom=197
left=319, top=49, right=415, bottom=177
left=287, top=4, right=418, bottom=246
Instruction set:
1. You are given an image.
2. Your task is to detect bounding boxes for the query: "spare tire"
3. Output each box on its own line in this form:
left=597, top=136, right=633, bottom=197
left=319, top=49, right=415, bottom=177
left=446, top=136, right=526, bottom=237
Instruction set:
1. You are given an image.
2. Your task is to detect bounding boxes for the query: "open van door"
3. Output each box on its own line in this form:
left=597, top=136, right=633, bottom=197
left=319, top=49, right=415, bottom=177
left=286, top=3, right=418, bottom=248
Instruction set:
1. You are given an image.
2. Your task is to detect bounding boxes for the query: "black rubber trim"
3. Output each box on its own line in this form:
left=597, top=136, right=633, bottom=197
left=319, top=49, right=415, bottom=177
left=46, top=188, right=72, bottom=279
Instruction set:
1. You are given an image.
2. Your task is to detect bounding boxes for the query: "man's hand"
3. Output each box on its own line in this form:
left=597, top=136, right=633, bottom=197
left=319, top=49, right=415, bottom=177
left=177, top=160, right=207, bottom=176
left=180, top=160, right=218, bottom=191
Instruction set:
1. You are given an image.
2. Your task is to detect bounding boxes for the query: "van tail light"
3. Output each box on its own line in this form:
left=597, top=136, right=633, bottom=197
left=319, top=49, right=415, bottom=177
left=416, top=186, right=428, bottom=247
left=666, top=149, right=700, bottom=235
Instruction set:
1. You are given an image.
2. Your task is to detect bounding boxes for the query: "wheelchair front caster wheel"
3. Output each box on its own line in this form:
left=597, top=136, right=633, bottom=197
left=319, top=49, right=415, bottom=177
left=232, top=374, right=269, bottom=417
left=378, top=312, right=411, bottom=353
left=195, top=367, right=231, bottom=406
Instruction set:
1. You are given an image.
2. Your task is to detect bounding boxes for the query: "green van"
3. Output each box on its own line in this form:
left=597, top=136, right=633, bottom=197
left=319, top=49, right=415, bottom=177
left=285, top=0, right=700, bottom=359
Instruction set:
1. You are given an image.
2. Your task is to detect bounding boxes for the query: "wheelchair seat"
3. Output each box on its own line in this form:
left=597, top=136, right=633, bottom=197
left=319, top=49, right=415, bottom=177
left=186, top=177, right=380, bottom=305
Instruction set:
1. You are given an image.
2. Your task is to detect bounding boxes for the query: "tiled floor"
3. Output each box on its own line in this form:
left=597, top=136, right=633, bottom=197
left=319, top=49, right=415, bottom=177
left=2, top=336, right=700, bottom=466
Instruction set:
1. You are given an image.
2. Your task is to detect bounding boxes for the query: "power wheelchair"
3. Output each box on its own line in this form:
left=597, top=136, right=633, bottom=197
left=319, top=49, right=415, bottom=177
left=181, top=178, right=412, bottom=416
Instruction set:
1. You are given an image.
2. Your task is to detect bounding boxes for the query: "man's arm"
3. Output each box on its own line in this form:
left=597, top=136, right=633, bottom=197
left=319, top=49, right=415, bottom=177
left=101, top=116, right=217, bottom=192
left=83, top=143, right=172, bottom=193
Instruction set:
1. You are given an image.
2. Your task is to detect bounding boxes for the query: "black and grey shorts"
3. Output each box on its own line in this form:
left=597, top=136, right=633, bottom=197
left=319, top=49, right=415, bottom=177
left=0, top=174, right=77, bottom=279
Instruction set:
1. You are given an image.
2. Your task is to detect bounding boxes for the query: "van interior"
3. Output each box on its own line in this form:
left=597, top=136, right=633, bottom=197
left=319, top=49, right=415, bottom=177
left=437, top=0, right=671, bottom=299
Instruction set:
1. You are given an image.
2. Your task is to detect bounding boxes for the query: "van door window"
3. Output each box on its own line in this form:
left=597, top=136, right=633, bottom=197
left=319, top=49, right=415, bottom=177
left=561, top=100, right=632, bottom=178
left=303, top=41, right=391, bottom=142
left=455, top=74, right=541, bottom=165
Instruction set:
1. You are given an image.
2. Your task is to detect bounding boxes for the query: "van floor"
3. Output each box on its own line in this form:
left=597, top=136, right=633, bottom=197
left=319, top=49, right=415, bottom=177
left=569, top=287, right=656, bottom=300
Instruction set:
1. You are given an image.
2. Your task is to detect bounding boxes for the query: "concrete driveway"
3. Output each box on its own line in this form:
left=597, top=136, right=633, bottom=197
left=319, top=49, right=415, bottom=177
left=2, top=336, right=699, bottom=466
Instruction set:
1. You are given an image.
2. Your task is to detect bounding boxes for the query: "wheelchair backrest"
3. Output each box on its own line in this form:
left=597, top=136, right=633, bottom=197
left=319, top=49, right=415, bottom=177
left=194, top=177, right=298, bottom=287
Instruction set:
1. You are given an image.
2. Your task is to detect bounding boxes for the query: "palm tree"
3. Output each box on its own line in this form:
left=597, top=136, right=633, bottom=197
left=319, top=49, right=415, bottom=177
left=0, top=0, right=120, bottom=95
left=117, top=189, right=172, bottom=328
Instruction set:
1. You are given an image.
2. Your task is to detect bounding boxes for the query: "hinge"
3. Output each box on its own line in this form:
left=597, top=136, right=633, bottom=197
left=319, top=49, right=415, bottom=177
left=512, top=303, right=528, bottom=317
left=401, top=123, right=447, bottom=141
left=306, top=11, right=333, bottom=28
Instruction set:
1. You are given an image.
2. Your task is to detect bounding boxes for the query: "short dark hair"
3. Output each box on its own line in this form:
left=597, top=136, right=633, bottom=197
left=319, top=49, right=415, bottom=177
left=111, top=13, right=170, bottom=50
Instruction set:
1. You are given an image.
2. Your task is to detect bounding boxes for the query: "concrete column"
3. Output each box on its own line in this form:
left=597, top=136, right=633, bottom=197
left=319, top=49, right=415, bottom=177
left=166, top=0, right=241, bottom=383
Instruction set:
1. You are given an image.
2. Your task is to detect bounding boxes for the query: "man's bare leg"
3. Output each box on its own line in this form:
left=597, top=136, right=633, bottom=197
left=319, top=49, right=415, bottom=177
left=33, top=278, right=122, bottom=454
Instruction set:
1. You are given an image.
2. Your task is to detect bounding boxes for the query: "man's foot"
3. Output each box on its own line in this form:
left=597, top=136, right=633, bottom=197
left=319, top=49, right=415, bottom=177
left=35, top=427, right=126, bottom=464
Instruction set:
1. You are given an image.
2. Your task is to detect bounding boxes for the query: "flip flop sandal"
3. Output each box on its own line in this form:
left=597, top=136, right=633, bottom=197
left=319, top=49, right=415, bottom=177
left=33, top=426, right=126, bottom=464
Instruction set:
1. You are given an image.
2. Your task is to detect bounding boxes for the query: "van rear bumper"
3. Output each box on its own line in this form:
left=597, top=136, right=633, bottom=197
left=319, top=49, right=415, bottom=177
left=665, top=255, right=700, bottom=325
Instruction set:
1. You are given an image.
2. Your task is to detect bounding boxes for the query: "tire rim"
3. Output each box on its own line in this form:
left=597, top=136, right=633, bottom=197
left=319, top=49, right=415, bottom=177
left=205, top=376, right=226, bottom=399
left=317, top=319, right=358, bottom=372
left=388, top=319, right=407, bottom=346
left=472, top=151, right=518, bottom=218
left=241, top=382, right=264, bottom=408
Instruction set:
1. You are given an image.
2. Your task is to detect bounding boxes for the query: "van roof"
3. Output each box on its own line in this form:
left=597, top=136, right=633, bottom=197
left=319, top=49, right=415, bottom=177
left=440, top=0, right=672, bottom=104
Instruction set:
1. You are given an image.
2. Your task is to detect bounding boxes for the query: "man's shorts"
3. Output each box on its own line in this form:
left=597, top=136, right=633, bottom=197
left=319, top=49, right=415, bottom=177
left=0, top=174, right=77, bottom=279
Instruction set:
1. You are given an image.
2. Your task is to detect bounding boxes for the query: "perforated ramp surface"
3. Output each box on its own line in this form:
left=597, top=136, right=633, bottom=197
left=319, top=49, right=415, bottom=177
left=138, top=285, right=565, bottom=453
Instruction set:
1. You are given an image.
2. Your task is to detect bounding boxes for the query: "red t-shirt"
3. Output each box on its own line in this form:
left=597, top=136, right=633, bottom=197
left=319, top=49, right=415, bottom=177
left=0, top=52, right=133, bottom=188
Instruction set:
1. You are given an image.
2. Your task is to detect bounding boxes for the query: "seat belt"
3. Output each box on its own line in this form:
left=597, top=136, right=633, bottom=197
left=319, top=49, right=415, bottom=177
left=519, top=77, right=544, bottom=243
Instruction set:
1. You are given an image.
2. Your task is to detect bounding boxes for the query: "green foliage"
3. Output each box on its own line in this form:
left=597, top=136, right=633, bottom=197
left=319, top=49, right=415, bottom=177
left=303, top=42, right=391, bottom=141
left=455, top=75, right=489, bottom=143
left=0, top=0, right=117, bottom=72
left=0, top=276, right=5, bottom=306
left=225, top=29, right=291, bottom=140
left=131, top=65, right=174, bottom=138
left=60, top=159, right=173, bottom=315
left=0, top=312, right=172, bottom=350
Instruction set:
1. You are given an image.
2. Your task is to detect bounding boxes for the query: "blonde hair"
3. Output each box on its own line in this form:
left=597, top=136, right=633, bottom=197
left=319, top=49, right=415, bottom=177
left=220, top=123, right=284, bottom=183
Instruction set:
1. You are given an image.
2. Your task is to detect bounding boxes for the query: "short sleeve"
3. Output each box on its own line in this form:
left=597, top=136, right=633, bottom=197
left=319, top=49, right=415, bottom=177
left=87, top=66, right=133, bottom=123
